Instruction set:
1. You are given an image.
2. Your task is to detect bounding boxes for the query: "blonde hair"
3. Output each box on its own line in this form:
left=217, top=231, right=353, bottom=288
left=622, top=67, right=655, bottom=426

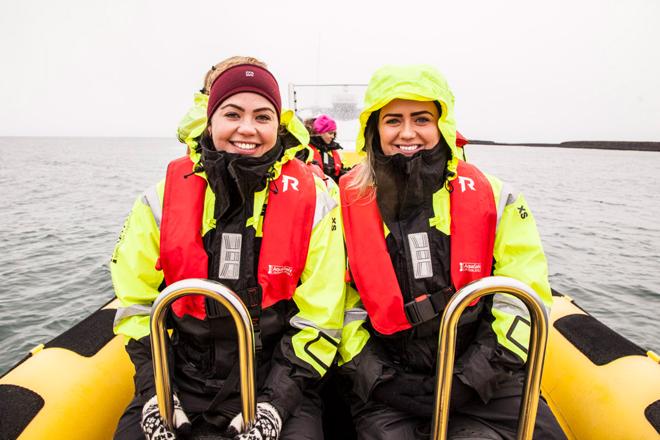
left=202, top=56, right=268, bottom=94
left=347, top=101, right=450, bottom=197
left=346, top=113, right=378, bottom=196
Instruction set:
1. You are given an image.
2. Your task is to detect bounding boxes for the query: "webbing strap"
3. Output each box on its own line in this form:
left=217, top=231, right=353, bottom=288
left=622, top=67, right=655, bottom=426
left=204, top=362, right=241, bottom=416
left=403, top=287, right=454, bottom=325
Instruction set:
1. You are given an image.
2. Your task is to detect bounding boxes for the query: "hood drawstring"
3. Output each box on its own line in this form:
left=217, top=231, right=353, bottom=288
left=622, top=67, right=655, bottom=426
left=184, top=162, right=205, bottom=179
left=267, top=170, right=279, bottom=194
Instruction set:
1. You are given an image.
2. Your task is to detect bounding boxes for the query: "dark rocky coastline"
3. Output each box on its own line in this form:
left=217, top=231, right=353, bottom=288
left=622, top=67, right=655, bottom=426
left=469, top=140, right=660, bottom=152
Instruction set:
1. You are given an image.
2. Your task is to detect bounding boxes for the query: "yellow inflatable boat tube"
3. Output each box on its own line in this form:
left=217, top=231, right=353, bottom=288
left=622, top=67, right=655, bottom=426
left=1, top=292, right=659, bottom=439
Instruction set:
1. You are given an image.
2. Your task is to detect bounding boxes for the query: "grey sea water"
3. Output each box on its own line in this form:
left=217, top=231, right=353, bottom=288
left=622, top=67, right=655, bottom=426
left=0, top=137, right=659, bottom=373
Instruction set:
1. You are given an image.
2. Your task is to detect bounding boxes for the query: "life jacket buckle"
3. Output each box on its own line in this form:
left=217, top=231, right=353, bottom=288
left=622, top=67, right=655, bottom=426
left=404, top=287, right=455, bottom=326
left=246, top=286, right=262, bottom=311
left=404, top=294, right=438, bottom=325
left=252, top=325, right=263, bottom=353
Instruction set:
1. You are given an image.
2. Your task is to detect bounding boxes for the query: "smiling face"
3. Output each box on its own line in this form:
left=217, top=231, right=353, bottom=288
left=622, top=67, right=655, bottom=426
left=377, top=99, right=441, bottom=156
left=208, top=92, right=279, bottom=156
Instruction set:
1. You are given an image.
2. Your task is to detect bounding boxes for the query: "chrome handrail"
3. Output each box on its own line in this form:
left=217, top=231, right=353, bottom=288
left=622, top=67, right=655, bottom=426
left=149, top=278, right=256, bottom=430
left=431, top=276, right=549, bottom=440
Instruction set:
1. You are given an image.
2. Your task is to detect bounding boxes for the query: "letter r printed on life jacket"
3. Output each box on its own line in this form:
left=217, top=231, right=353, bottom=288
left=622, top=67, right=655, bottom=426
left=282, top=175, right=299, bottom=192
left=457, top=176, right=475, bottom=192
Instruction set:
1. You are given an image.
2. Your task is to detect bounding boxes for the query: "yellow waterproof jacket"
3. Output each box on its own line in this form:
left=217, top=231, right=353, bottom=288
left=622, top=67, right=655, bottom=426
left=111, top=95, right=346, bottom=417
left=340, top=65, right=552, bottom=403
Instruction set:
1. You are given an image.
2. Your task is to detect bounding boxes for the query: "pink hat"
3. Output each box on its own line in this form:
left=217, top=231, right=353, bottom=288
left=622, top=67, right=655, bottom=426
left=313, top=115, right=337, bottom=134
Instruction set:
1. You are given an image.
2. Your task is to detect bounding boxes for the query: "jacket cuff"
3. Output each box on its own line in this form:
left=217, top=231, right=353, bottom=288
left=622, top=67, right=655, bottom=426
left=126, top=336, right=157, bottom=398
left=258, top=362, right=303, bottom=423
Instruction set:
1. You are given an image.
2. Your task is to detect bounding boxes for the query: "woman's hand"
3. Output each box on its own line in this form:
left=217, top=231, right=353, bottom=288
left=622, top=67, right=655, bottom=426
left=140, top=393, right=191, bottom=440
left=225, top=402, right=282, bottom=440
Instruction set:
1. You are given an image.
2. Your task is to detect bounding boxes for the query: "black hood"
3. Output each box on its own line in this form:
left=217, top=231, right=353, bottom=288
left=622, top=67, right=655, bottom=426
left=372, top=136, right=452, bottom=224
left=200, top=135, right=283, bottom=221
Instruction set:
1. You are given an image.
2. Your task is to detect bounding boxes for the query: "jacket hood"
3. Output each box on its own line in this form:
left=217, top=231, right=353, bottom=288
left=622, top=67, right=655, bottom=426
left=176, top=91, right=311, bottom=171
left=356, top=64, right=459, bottom=179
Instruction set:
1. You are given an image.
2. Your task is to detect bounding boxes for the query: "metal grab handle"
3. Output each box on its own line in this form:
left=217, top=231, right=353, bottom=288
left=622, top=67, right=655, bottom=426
left=431, top=276, right=549, bottom=440
left=149, top=278, right=257, bottom=430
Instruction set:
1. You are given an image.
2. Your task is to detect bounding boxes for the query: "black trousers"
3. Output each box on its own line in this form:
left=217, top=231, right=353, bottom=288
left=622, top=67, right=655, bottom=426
left=348, top=377, right=566, bottom=440
left=113, top=392, right=324, bottom=440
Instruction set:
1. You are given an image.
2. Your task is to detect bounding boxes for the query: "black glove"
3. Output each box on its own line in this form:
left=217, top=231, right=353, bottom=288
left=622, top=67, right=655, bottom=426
left=371, top=372, right=436, bottom=416
left=140, top=393, right=191, bottom=440
left=225, top=402, right=282, bottom=440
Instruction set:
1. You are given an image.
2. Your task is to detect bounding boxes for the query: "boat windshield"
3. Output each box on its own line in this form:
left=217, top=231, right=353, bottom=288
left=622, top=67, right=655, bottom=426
left=288, top=83, right=367, bottom=152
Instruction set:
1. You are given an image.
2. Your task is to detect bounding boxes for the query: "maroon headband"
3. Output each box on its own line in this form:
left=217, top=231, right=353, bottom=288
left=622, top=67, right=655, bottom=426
left=207, top=64, right=282, bottom=120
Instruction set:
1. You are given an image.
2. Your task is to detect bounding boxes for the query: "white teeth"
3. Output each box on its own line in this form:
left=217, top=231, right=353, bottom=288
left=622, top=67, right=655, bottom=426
left=398, top=145, right=420, bottom=151
left=234, top=142, right=257, bottom=150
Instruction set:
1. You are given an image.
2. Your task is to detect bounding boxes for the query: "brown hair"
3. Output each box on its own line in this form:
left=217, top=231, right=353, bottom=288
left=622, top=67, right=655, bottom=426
left=303, top=117, right=318, bottom=137
left=202, top=56, right=268, bottom=94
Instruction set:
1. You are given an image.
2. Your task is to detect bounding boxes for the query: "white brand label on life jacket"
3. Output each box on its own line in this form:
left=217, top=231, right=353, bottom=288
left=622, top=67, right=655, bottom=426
left=218, top=233, right=242, bottom=280
left=408, top=232, right=433, bottom=279
left=282, top=175, right=299, bottom=192
left=459, top=262, right=481, bottom=273
left=268, top=264, right=294, bottom=276
left=457, top=176, right=475, bottom=192
left=245, top=71, right=254, bottom=77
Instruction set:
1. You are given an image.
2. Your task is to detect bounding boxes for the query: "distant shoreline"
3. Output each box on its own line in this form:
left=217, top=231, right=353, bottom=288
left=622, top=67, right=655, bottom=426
left=1, top=136, right=658, bottom=152
left=469, top=140, right=660, bottom=152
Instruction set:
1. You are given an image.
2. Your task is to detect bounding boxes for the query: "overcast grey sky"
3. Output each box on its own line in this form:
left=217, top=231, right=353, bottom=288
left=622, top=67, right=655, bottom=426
left=1, top=0, right=658, bottom=143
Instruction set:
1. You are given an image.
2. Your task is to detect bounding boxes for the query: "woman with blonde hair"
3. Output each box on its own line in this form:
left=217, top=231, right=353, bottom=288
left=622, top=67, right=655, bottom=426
left=338, top=65, right=565, bottom=439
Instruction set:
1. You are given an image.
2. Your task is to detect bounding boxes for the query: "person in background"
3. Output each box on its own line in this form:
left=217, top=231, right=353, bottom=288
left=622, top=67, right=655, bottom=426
left=308, top=114, right=347, bottom=183
left=337, top=64, right=566, bottom=439
left=111, top=56, right=346, bottom=440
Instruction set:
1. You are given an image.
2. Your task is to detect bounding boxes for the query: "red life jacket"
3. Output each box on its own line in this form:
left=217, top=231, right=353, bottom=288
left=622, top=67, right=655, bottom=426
left=340, top=160, right=496, bottom=335
left=310, top=145, right=343, bottom=176
left=305, top=151, right=326, bottom=181
left=456, top=130, right=469, bottom=148
left=159, top=156, right=316, bottom=320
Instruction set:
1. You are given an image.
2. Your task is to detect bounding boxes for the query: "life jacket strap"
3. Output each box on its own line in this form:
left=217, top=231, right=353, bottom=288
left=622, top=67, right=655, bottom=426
left=403, top=287, right=454, bottom=325
left=206, top=285, right=264, bottom=354
left=246, top=286, right=263, bottom=353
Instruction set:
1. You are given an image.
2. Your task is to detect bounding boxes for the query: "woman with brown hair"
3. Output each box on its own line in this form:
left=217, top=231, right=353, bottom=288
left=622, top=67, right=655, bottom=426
left=112, top=56, right=347, bottom=439
left=306, top=114, right=346, bottom=183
